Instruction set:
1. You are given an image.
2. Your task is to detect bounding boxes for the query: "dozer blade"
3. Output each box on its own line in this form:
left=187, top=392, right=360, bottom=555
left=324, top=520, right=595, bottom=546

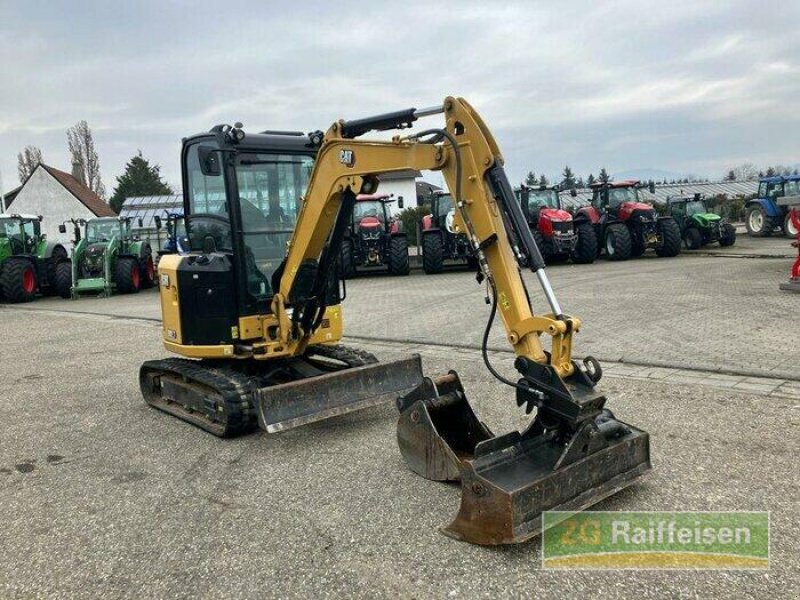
left=257, top=355, right=423, bottom=433
left=397, top=370, right=651, bottom=545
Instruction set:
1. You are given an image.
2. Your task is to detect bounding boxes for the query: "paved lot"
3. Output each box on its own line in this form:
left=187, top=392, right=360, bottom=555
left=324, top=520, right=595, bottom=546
left=0, top=237, right=798, bottom=598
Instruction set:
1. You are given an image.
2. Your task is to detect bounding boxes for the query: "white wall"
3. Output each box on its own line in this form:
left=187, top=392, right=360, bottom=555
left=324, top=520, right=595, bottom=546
left=9, top=168, right=96, bottom=244
left=377, top=177, right=418, bottom=216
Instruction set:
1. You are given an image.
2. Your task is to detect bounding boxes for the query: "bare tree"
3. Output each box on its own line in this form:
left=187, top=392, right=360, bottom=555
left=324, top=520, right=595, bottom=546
left=729, top=163, right=759, bottom=182
left=17, top=146, right=43, bottom=183
left=67, top=120, right=105, bottom=198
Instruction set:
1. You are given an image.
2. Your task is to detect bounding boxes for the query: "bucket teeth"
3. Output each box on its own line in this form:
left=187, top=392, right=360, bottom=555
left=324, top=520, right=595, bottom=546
left=396, top=370, right=651, bottom=545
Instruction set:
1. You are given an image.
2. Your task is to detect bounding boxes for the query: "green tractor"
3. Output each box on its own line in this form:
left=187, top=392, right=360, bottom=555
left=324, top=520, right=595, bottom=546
left=0, top=213, right=70, bottom=302
left=58, top=216, right=155, bottom=297
left=668, top=194, right=736, bottom=249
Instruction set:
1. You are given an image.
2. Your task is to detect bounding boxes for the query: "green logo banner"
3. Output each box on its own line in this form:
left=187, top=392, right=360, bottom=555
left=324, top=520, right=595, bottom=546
left=542, top=511, right=769, bottom=569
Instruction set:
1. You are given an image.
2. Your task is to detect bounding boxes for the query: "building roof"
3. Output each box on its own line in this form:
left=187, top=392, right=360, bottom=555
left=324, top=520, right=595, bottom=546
left=6, top=163, right=116, bottom=217
left=120, top=194, right=183, bottom=229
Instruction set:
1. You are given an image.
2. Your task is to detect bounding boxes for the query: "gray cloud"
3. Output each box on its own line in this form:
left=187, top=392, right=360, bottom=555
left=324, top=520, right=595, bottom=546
left=1, top=0, right=798, bottom=194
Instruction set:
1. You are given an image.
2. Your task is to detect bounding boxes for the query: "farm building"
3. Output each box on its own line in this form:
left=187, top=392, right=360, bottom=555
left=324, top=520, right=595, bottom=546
left=2, top=162, right=116, bottom=243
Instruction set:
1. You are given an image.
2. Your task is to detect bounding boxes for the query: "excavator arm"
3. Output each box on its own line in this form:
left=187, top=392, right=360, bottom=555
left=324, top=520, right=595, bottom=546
left=276, top=97, right=573, bottom=378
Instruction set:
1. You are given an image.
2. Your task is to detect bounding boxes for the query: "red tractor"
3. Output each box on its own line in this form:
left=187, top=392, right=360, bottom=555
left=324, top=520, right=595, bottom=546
left=420, top=191, right=477, bottom=273
left=574, top=180, right=681, bottom=260
left=339, top=193, right=409, bottom=278
left=516, top=185, right=597, bottom=264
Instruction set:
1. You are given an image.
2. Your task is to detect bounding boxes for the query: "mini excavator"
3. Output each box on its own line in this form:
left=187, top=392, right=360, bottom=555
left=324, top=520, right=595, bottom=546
left=140, top=97, right=651, bottom=545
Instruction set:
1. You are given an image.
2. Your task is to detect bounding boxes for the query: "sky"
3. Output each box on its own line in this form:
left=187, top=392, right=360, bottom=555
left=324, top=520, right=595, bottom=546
left=1, top=0, right=798, bottom=196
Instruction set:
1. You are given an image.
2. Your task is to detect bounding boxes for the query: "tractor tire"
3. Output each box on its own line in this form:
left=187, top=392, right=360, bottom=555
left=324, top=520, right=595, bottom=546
left=571, top=222, right=597, bottom=264
left=54, top=261, right=73, bottom=299
left=746, top=205, right=771, bottom=237
left=115, top=257, right=141, bottom=294
left=684, top=227, right=703, bottom=250
left=604, top=224, right=632, bottom=261
left=719, top=223, right=737, bottom=247
left=656, top=219, right=682, bottom=257
left=784, top=213, right=799, bottom=239
left=388, top=236, right=410, bottom=276
left=421, top=233, right=445, bottom=274
left=339, top=239, right=356, bottom=280
left=44, top=245, right=68, bottom=294
left=532, top=229, right=549, bottom=264
left=0, top=258, right=38, bottom=303
left=139, top=246, right=156, bottom=289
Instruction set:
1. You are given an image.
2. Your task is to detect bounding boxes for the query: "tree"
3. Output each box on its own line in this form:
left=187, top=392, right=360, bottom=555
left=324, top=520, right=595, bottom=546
left=67, top=120, right=105, bottom=198
left=525, top=171, right=537, bottom=186
left=724, top=169, right=736, bottom=181
left=109, top=151, right=173, bottom=213
left=586, top=173, right=596, bottom=187
left=561, top=165, right=576, bottom=189
left=728, top=163, right=758, bottom=182
left=538, top=174, right=548, bottom=186
left=17, top=146, right=43, bottom=183
left=598, top=167, right=610, bottom=184
left=766, top=167, right=776, bottom=177
left=576, top=177, right=585, bottom=188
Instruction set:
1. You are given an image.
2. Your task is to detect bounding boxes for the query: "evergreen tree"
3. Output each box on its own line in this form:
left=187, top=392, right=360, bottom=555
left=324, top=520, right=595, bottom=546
left=109, top=151, right=173, bottom=213
left=525, top=171, right=537, bottom=186
left=598, top=167, right=610, bottom=184
left=538, top=174, right=548, bottom=186
left=586, top=173, right=596, bottom=186
left=561, top=165, right=576, bottom=189
left=576, top=177, right=585, bottom=188
left=765, top=167, right=776, bottom=177
left=725, top=170, right=736, bottom=181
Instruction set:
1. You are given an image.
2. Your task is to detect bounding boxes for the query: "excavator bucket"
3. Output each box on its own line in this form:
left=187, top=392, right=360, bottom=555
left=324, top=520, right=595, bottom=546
left=257, top=354, right=424, bottom=433
left=397, top=370, right=651, bottom=545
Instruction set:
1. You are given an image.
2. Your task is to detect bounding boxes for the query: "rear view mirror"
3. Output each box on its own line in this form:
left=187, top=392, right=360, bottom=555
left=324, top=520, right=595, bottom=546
left=198, top=145, right=222, bottom=176
left=397, top=197, right=404, bottom=209
left=138, top=217, right=144, bottom=228
left=58, top=224, right=67, bottom=234
left=649, top=181, right=656, bottom=194
left=154, top=215, right=162, bottom=229
left=570, top=188, right=578, bottom=198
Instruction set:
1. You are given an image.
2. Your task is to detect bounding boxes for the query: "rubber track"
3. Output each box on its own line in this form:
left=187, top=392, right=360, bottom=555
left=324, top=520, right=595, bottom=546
left=141, top=344, right=378, bottom=438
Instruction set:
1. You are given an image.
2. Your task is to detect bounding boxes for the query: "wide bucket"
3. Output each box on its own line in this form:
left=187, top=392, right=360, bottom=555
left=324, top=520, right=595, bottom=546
left=256, top=355, right=424, bottom=433
left=397, top=371, right=651, bottom=545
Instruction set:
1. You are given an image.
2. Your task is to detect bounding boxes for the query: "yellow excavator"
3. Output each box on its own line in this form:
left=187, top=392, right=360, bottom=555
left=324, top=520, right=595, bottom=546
left=141, top=97, right=651, bottom=545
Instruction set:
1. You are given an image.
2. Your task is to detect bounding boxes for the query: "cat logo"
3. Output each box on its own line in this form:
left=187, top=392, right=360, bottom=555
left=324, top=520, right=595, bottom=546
left=339, top=149, right=355, bottom=167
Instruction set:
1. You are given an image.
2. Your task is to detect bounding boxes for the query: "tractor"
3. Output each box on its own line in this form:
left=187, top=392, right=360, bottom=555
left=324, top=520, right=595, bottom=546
left=574, top=180, right=681, bottom=260
left=153, top=211, right=187, bottom=272
left=668, top=193, right=736, bottom=249
left=516, top=184, right=597, bottom=264
left=420, top=191, right=477, bottom=273
left=745, top=174, right=800, bottom=238
left=58, top=216, right=155, bottom=297
left=0, top=214, right=70, bottom=303
left=339, top=193, right=409, bottom=278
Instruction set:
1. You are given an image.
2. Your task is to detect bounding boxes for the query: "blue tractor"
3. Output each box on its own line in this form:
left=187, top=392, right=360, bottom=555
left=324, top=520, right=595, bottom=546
left=745, top=175, right=800, bottom=238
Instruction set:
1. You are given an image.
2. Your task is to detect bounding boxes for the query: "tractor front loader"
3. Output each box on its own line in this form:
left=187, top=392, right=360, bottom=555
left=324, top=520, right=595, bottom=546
left=140, top=98, right=651, bottom=545
left=60, top=216, right=155, bottom=297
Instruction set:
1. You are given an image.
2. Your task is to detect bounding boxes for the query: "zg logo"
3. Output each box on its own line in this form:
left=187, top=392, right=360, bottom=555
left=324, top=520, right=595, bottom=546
left=339, top=149, right=355, bottom=167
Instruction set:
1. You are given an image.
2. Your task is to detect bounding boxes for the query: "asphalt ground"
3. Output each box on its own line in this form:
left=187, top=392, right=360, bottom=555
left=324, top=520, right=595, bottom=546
left=0, top=234, right=798, bottom=598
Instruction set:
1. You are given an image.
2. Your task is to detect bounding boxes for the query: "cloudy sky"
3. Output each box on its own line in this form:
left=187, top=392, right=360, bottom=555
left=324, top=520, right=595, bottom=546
left=1, top=0, right=798, bottom=195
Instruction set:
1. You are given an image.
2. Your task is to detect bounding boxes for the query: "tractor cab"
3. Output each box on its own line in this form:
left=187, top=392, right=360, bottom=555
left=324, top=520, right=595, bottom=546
left=747, top=175, right=800, bottom=237
left=352, top=194, right=395, bottom=232
left=0, top=214, right=43, bottom=255
left=589, top=180, right=655, bottom=219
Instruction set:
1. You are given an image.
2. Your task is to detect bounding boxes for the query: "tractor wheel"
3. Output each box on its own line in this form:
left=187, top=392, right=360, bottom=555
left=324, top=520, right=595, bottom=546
left=421, top=233, right=445, bottom=274
left=532, top=229, right=549, bottom=264
left=745, top=205, right=771, bottom=237
left=115, top=257, right=141, bottom=294
left=784, top=213, right=799, bottom=238
left=339, top=239, right=356, bottom=279
left=0, top=258, right=38, bottom=303
left=388, top=236, right=410, bottom=276
left=719, top=223, right=737, bottom=247
left=684, top=227, right=703, bottom=250
left=44, top=245, right=68, bottom=294
left=604, top=224, right=632, bottom=261
left=54, top=261, right=73, bottom=299
left=571, top=222, right=597, bottom=264
left=139, top=246, right=156, bottom=289
left=656, top=219, right=682, bottom=257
